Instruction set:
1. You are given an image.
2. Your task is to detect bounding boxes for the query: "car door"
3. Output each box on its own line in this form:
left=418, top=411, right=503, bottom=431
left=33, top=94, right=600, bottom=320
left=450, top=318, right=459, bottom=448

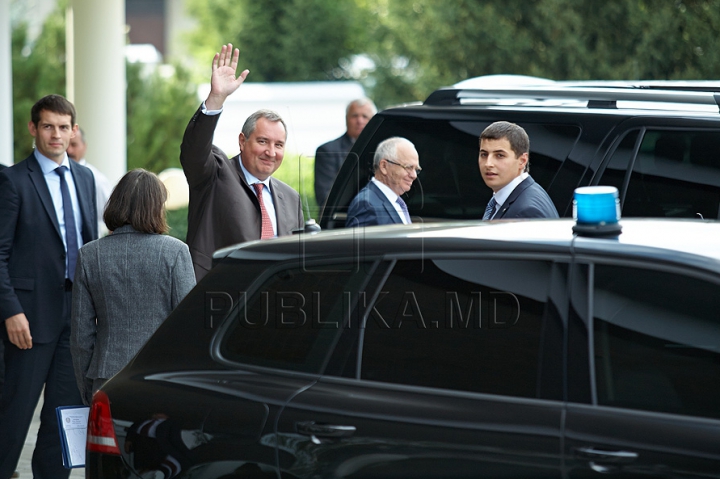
left=565, top=260, right=720, bottom=478
left=277, top=256, right=570, bottom=478
left=168, top=259, right=375, bottom=478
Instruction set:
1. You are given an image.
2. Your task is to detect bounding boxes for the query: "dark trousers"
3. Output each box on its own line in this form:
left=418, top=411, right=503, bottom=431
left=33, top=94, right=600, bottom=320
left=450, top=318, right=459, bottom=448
left=0, top=291, right=82, bottom=479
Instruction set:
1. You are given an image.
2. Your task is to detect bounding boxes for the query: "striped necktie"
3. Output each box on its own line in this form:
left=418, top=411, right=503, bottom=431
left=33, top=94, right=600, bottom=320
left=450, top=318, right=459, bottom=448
left=253, top=183, right=274, bottom=239
left=483, top=197, right=497, bottom=220
left=396, top=197, right=412, bottom=224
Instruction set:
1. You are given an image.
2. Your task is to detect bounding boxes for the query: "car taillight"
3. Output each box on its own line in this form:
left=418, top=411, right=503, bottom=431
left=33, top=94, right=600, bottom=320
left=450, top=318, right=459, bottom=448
left=87, top=390, right=121, bottom=455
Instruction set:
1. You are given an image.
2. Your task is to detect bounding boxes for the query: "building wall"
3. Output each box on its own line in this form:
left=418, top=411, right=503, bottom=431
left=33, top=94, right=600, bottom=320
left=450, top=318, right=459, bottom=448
left=126, top=0, right=164, bottom=55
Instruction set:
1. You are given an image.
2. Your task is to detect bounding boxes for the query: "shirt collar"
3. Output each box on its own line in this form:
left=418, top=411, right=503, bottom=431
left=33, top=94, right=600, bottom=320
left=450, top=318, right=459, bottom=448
left=493, top=172, right=529, bottom=206
left=239, top=156, right=271, bottom=190
left=371, top=177, right=399, bottom=203
left=35, top=150, right=71, bottom=175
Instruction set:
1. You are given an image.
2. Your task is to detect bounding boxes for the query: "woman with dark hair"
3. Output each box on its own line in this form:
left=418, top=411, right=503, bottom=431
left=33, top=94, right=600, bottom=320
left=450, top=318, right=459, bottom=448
left=70, top=169, right=196, bottom=405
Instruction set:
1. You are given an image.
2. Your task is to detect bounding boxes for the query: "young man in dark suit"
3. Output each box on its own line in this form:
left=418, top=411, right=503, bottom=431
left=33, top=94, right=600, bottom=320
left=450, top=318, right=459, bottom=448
left=346, top=136, right=420, bottom=227
left=479, top=121, right=559, bottom=219
left=0, top=95, right=97, bottom=478
left=180, top=44, right=303, bottom=281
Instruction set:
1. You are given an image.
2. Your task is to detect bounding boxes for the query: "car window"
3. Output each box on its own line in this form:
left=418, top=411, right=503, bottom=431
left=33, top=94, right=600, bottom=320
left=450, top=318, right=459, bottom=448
left=353, top=118, right=579, bottom=220
left=600, top=129, right=720, bottom=219
left=358, top=258, right=566, bottom=399
left=593, top=264, right=720, bottom=419
left=217, top=262, right=373, bottom=373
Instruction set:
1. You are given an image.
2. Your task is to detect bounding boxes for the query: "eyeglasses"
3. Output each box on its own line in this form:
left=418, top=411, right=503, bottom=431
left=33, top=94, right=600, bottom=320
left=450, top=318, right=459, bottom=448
left=384, top=158, right=422, bottom=174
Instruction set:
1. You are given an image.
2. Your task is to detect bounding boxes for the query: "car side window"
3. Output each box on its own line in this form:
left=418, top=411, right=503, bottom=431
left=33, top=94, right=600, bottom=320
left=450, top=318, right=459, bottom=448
left=593, top=264, right=720, bottom=419
left=597, top=130, right=640, bottom=197
left=359, top=258, right=566, bottom=399
left=217, top=262, right=373, bottom=373
left=602, top=129, right=720, bottom=219
left=354, top=119, right=579, bottom=221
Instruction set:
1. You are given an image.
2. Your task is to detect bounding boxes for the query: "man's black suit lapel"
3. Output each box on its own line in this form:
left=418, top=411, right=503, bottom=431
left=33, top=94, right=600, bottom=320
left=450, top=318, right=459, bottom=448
left=337, top=134, right=355, bottom=169
left=25, top=154, right=63, bottom=242
left=495, top=177, right=534, bottom=219
left=68, top=159, right=98, bottom=243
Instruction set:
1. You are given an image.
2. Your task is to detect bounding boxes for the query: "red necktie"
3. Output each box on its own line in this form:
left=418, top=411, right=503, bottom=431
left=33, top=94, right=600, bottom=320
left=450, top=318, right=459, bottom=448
left=253, top=183, right=274, bottom=239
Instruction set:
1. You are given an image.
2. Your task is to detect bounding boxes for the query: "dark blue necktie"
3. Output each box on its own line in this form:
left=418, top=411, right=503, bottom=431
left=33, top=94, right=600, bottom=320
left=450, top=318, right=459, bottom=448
left=55, top=166, right=79, bottom=281
left=483, top=197, right=497, bottom=220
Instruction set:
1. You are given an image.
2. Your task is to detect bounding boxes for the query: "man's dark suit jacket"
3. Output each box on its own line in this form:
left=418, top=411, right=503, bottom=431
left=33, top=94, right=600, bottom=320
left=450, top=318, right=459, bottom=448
left=493, top=176, right=559, bottom=219
left=346, top=180, right=405, bottom=227
left=180, top=106, right=304, bottom=280
left=0, top=154, right=97, bottom=343
left=314, top=133, right=354, bottom=207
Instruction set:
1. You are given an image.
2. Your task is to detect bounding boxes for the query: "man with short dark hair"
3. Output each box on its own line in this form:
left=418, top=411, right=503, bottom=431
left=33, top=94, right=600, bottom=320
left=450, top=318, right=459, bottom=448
left=0, top=94, right=98, bottom=478
left=346, top=136, right=420, bottom=227
left=180, top=44, right=303, bottom=280
left=314, top=98, right=376, bottom=206
left=479, top=121, right=558, bottom=219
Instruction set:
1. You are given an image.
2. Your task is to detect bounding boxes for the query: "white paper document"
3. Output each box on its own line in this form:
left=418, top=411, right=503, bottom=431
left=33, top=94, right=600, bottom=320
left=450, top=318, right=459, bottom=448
left=56, top=405, right=90, bottom=468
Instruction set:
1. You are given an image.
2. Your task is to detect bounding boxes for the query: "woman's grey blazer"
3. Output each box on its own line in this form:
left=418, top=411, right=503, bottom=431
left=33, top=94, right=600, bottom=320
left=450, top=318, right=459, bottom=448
left=70, top=225, right=196, bottom=404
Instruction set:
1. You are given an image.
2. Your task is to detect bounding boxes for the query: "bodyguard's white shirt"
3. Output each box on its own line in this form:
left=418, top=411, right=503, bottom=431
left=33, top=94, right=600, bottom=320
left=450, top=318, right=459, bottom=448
left=35, top=151, right=83, bottom=276
left=488, top=172, right=529, bottom=219
left=371, top=177, right=410, bottom=224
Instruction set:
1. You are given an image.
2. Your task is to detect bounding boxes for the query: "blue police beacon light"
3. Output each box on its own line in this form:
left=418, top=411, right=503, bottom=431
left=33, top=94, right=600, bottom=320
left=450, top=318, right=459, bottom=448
left=572, top=186, right=622, bottom=236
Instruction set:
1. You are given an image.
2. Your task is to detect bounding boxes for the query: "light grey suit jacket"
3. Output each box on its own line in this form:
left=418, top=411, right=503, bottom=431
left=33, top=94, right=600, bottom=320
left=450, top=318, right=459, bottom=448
left=70, top=225, right=196, bottom=404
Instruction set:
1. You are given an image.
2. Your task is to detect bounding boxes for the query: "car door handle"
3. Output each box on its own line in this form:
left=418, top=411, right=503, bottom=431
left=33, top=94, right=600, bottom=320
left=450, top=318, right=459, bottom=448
left=575, top=447, right=638, bottom=464
left=296, top=421, right=356, bottom=438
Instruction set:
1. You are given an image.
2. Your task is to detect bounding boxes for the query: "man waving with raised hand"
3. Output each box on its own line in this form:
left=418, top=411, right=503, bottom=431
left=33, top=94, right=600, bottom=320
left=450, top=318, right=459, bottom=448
left=180, top=44, right=303, bottom=280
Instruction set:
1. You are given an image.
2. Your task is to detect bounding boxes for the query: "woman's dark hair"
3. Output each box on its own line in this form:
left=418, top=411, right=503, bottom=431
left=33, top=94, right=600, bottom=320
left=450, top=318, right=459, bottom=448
left=104, top=169, right=168, bottom=234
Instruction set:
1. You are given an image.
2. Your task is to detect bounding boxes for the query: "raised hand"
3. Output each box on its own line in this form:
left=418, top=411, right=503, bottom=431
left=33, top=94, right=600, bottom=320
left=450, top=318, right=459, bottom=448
left=206, top=43, right=250, bottom=111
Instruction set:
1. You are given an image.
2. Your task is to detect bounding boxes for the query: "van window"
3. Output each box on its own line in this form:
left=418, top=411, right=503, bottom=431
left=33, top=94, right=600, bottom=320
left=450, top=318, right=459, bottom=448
left=357, top=119, right=580, bottom=220
left=601, top=129, right=720, bottom=219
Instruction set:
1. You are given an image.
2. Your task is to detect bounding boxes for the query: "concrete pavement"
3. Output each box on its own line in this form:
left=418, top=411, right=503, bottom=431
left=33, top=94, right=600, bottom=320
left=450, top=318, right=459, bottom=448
left=15, top=394, right=84, bottom=478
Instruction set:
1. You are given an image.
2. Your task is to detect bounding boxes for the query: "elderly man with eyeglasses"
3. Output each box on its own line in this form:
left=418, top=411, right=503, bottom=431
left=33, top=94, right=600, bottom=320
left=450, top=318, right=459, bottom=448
left=346, top=136, right=420, bottom=227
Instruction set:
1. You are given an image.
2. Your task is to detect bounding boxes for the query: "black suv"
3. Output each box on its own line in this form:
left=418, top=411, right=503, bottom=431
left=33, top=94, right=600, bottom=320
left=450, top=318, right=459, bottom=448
left=320, top=80, right=720, bottom=228
left=87, top=218, right=720, bottom=478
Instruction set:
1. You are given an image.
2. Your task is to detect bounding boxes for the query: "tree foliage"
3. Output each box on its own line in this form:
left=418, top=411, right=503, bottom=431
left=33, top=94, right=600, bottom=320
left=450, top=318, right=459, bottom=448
left=183, top=0, right=720, bottom=108
left=126, top=62, right=198, bottom=173
left=184, top=0, right=244, bottom=81
left=11, top=3, right=67, bottom=162
left=185, top=0, right=371, bottom=82
left=365, top=0, right=720, bottom=106
left=10, top=1, right=197, bottom=173
left=14, top=0, right=720, bottom=164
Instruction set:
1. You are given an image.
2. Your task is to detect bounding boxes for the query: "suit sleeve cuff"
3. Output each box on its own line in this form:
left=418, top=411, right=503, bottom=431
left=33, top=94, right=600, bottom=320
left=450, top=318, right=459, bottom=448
left=201, top=101, right=223, bottom=116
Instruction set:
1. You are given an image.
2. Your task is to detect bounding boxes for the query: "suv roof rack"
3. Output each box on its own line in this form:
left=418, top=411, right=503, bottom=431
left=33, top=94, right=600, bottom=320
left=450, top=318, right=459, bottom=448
left=425, top=86, right=720, bottom=112
left=454, top=75, right=720, bottom=92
